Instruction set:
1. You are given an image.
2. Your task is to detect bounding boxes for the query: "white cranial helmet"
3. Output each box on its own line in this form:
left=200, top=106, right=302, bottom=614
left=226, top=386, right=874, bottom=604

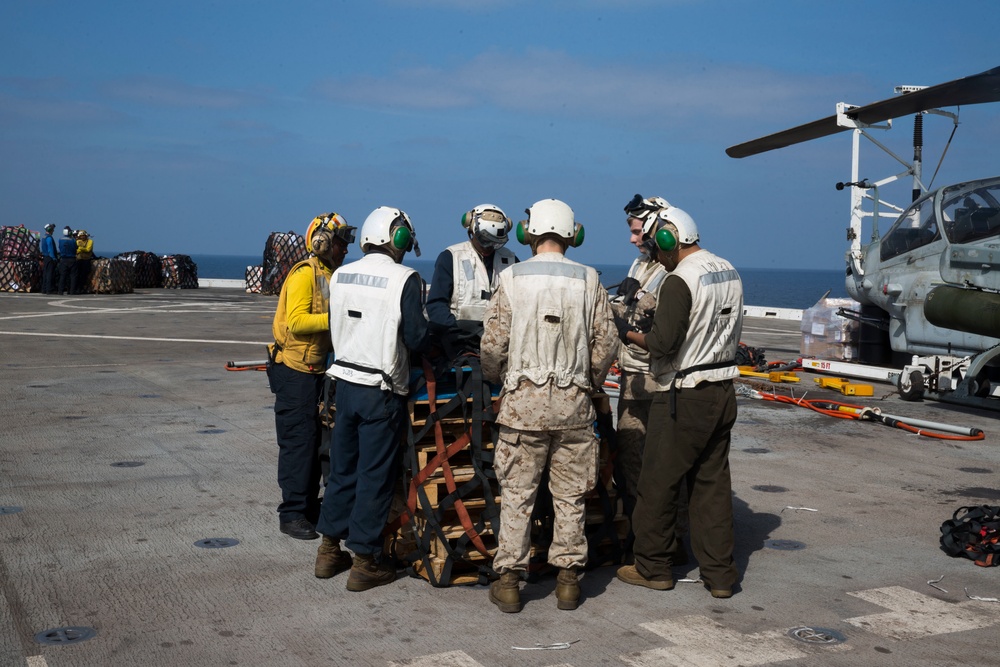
left=524, top=199, right=575, bottom=238
left=359, top=206, right=419, bottom=256
left=655, top=205, right=699, bottom=245
left=464, top=204, right=511, bottom=251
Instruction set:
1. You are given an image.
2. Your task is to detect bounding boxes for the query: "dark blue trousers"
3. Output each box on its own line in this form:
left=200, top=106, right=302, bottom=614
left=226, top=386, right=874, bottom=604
left=316, top=380, right=406, bottom=559
left=41, top=257, right=58, bottom=294
left=270, top=362, right=324, bottom=523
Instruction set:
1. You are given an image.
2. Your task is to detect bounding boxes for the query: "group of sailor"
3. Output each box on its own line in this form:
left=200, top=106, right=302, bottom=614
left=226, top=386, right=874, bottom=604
left=267, top=194, right=745, bottom=606
left=39, top=224, right=94, bottom=295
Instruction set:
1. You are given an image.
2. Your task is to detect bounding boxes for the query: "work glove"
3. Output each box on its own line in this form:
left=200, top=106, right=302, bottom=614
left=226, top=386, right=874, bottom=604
left=613, top=314, right=634, bottom=344
left=615, top=277, right=642, bottom=305
left=634, top=312, right=654, bottom=334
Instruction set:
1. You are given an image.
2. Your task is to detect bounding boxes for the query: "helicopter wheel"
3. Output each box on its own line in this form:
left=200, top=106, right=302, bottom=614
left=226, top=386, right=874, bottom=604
left=897, top=369, right=925, bottom=401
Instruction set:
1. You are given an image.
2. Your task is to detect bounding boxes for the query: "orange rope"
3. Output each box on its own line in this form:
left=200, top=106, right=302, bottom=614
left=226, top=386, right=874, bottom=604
left=754, top=389, right=985, bottom=441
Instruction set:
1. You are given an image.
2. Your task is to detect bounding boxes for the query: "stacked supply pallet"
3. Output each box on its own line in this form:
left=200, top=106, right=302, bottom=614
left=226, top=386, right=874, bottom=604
left=89, top=258, right=135, bottom=294
left=113, top=251, right=162, bottom=288
left=260, top=231, right=308, bottom=296
left=397, top=361, right=501, bottom=586
left=161, top=254, right=198, bottom=289
left=0, top=225, right=41, bottom=292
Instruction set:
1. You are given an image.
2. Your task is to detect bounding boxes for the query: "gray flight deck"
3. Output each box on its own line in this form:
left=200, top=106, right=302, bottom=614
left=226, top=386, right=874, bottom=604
left=1, top=288, right=999, bottom=667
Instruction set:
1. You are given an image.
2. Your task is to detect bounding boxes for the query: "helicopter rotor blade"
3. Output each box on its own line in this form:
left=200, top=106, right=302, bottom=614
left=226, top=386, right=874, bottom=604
left=726, top=65, right=1000, bottom=158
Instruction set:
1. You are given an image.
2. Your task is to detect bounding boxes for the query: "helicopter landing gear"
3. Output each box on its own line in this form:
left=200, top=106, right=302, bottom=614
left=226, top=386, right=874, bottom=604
left=897, top=369, right=925, bottom=401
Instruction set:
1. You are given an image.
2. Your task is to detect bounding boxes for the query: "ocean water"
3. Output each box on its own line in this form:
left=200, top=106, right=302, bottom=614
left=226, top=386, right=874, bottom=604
left=180, top=254, right=849, bottom=310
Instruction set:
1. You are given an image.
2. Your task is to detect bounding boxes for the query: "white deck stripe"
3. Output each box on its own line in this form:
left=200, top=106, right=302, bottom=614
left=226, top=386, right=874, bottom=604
left=388, top=650, right=485, bottom=667
left=846, top=586, right=1000, bottom=639
left=622, top=615, right=849, bottom=666
left=25, top=656, right=47, bottom=667
left=0, top=331, right=268, bottom=345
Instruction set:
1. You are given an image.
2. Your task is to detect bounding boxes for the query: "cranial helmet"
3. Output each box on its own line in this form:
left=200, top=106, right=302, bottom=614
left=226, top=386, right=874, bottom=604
left=624, top=194, right=672, bottom=234
left=642, top=205, right=700, bottom=253
left=515, top=199, right=585, bottom=247
left=462, top=204, right=511, bottom=251
left=306, top=212, right=356, bottom=255
left=63, top=226, right=73, bottom=237
left=360, top=206, right=419, bottom=256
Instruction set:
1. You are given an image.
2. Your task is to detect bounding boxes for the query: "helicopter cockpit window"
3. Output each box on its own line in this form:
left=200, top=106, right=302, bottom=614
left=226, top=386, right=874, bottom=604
left=942, top=181, right=1000, bottom=245
left=880, top=195, right=940, bottom=261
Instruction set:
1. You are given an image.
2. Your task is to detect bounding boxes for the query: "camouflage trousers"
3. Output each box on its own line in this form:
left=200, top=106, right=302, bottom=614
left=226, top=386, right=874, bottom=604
left=616, top=396, right=652, bottom=506
left=492, top=425, right=599, bottom=572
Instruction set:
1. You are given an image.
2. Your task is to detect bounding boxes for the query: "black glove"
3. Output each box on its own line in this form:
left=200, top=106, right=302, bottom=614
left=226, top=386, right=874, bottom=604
left=615, top=277, right=641, bottom=305
left=613, top=314, right=634, bottom=344
left=634, top=312, right=654, bottom=333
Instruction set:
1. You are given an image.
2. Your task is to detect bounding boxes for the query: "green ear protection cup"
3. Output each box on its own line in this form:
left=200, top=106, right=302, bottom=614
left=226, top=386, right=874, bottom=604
left=392, top=224, right=412, bottom=251
left=516, top=220, right=529, bottom=245
left=655, top=226, right=677, bottom=252
left=571, top=223, right=585, bottom=248
left=461, top=211, right=473, bottom=228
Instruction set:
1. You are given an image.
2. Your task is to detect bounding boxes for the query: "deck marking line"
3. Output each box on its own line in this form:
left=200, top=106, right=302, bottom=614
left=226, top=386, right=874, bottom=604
left=845, top=586, right=999, bottom=639
left=388, top=650, right=486, bottom=667
left=26, top=656, right=48, bottom=667
left=621, top=614, right=849, bottom=667
left=0, top=331, right=268, bottom=345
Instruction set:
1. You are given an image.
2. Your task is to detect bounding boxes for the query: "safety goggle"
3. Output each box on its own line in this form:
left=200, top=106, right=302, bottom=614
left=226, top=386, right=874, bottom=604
left=624, top=193, right=656, bottom=220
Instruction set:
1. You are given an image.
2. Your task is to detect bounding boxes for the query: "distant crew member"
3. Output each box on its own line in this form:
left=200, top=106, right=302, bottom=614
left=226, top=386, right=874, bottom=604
left=481, top=199, right=617, bottom=612
left=40, top=224, right=59, bottom=295
left=426, top=204, right=518, bottom=354
left=267, top=213, right=357, bottom=541
left=57, top=226, right=77, bottom=296
left=315, top=206, right=429, bottom=591
left=615, top=204, right=744, bottom=599
left=73, top=230, right=94, bottom=295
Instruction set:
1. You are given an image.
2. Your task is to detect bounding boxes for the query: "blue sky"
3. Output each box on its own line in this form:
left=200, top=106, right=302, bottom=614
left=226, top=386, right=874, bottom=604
left=2, top=0, right=996, bottom=270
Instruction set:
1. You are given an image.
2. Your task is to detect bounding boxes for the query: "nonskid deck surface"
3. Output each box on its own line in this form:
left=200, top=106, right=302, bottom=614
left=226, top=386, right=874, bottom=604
left=1, top=289, right=998, bottom=667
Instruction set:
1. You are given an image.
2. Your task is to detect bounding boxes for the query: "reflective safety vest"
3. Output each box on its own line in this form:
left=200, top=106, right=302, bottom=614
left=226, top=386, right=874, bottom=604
left=498, top=253, right=598, bottom=392
left=327, top=253, right=414, bottom=395
left=448, top=241, right=516, bottom=322
left=652, top=250, right=743, bottom=390
left=270, top=256, right=332, bottom=374
left=76, top=238, right=94, bottom=260
left=618, top=256, right=667, bottom=374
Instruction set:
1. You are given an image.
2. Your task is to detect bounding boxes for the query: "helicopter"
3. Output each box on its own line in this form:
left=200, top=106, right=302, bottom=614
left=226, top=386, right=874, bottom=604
left=727, top=66, right=1000, bottom=408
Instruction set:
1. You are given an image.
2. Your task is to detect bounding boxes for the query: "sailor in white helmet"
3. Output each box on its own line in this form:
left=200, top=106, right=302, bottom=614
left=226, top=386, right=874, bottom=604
left=426, top=204, right=518, bottom=354
left=481, top=198, right=617, bottom=613
left=614, top=203, right=744, bottom=600
left=612, top=194, right=687, bottom=565
left=314, top=206, right=429, bottom=592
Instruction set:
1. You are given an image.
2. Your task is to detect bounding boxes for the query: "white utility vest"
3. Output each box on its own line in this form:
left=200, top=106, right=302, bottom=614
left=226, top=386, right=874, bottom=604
left=448, top=241, right=517, bottom=322
left=618, top=256, right=667, bottom=374
left=498, top=253, right=598, bottom=392
left=327, top=253, right=415, bottom=395
left=652, top=249, right=743, bottom=390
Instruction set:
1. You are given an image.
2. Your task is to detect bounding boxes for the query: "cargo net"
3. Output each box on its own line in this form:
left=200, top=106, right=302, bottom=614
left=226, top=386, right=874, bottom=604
left=0, top=259, right=41, bottom=292
left=161, top=254, right=198, bottom=289
left=245, top=265, right=263, bottom=293
left=391, top=358, right=627, bottom=586
left=261, top=232, right=308, bottom=296
left=114, top=251, right=162, bottom=288
left=1, top=226, right=40, bottom=260
left=89, top=258, right=134, bottom=294
left=393, top=357, right=502, bottom=586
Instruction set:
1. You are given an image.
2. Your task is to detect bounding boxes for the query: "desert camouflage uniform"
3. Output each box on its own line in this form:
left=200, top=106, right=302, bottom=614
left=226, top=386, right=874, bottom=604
left=481, top=259, right=617, bottom=571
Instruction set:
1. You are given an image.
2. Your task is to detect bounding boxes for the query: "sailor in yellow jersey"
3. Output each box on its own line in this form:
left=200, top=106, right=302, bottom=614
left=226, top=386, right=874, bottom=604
left=267, top=213, right=356, bottom=541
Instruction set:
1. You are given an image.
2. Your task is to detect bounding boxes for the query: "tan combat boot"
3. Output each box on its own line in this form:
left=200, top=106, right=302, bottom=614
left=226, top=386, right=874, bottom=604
left=555, top=568, right=581, bottom=610
left=314, top=535, right=352, bottom=579
left=489, top=571, right=522, bottom=613
left=345, top=554, right=395, bottom=592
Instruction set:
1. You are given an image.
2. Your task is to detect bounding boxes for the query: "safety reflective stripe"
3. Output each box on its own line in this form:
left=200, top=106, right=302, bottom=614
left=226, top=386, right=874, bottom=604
left=513, top=261, right=587, bottom=280
left=336, top=272, right=388, bottom=288
left=700, top=268, right=740, bottom=286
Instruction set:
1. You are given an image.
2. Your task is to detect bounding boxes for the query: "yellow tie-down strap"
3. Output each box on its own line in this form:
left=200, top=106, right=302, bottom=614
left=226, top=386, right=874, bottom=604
left=813, top=377, right=874, bottom=396
left=738, top=366, right=800, bottom=383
